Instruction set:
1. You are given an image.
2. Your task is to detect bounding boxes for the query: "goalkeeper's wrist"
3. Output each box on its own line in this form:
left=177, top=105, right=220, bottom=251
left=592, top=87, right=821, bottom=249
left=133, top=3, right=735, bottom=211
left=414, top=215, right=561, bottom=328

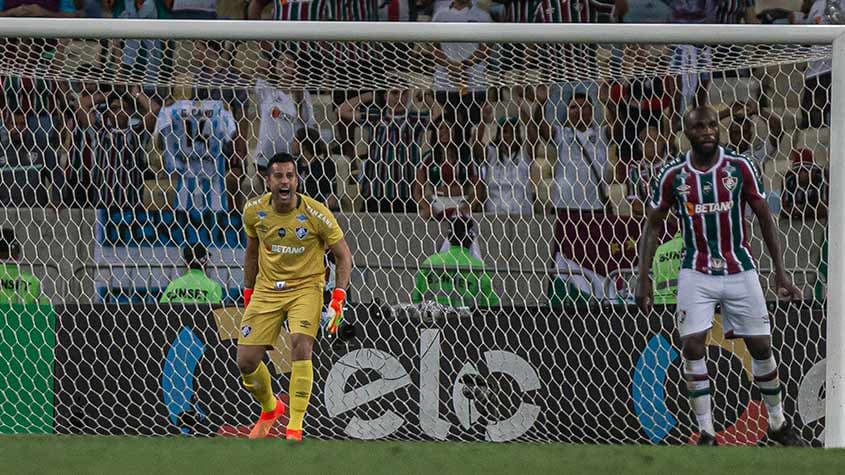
left=331, top=288, right=347, bottom=301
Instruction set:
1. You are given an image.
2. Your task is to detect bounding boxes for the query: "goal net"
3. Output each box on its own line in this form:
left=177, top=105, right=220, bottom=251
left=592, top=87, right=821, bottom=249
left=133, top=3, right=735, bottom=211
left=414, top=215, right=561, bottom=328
left=0, top=23, right=832, bottom=445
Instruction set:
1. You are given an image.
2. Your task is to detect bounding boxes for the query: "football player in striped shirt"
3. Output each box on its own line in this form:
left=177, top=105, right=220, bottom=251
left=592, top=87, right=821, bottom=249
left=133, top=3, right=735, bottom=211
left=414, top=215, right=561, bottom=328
left=636, top=106, right=805, bottom=447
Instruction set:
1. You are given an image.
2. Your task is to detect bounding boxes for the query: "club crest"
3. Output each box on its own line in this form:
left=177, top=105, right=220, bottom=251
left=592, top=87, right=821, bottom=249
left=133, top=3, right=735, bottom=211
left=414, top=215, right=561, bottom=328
left=722, top=175, right=738, bottom=191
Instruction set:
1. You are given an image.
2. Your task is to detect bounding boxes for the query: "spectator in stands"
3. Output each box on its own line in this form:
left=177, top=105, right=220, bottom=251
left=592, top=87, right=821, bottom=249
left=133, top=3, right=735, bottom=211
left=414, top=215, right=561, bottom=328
left=415, top=120, right=481, bottom=220
left=160, top=243, right=223, bottom=304
left=535, top=89, right=610, bottom=215
left=614, top=0, right=671, bottom=22
left=249, top=0, right=379, bottom=20
left=106, top=0, right=163, bottom=85
left=800, top=0, right=830, bottom=129
left=755, top=0, right=803, bottom=23
left=716, top=0, right=756, bottom=23
left=669, top=0, right=715, bottom=126
left=499, top=0, right=614, bottom=128
left=295, top=128, right=339, bottom=211
left=781, top=148, right=828, bottom=220
left=431, top=0, right=491, bottom=160
left=477, top=116, right=535, bottom=216
left=0, top=109, right=63, bottom=207
left=606, top=72, right=673, bottom=170
left=412, top=216, right=500, bottom=308
left=627, top=124, right=670, bottom=217
left=160, top=0, right=217, bottom=19
left=93, top=91, right=152, bottom=209
left=0, top=0, right=78, bottom=17
left=723, top=101, right=782, bottom=168
left=0, top=72, right=63, bottom=156
left=379, top=0, right=417, bottom=20
left=188, top=40, right=249, bottom=212
left=251, top=47, right=316, bottom=197
left=339, top=88, right=431, bottom=213
left=247, top=0, right=380, bottom=145
left=155, top=89, right=238, bottom=214
left=63, top=67, right=109, bottom=208
left=0, top=228, right=43, bottom=304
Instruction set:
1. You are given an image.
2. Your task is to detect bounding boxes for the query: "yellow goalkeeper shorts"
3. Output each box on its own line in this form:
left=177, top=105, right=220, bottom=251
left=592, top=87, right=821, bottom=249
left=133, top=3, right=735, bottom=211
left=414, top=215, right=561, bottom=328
left=238, top=285, right=323, bottom=345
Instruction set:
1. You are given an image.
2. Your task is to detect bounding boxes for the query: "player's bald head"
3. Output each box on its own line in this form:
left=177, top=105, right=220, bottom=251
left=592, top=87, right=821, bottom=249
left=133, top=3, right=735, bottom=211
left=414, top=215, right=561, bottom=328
left=683, top=105, right=718, bottom=131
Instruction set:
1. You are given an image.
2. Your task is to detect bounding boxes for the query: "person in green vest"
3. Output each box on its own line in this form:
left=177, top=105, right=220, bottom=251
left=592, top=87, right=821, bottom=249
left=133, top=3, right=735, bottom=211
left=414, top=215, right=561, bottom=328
left=160, top=244, right=223, bottom=304
left=0, top=228, right=42, bottom=304
left=412, top=217, right=500, bottom=308
left=652, top=233, right=683, bottom=305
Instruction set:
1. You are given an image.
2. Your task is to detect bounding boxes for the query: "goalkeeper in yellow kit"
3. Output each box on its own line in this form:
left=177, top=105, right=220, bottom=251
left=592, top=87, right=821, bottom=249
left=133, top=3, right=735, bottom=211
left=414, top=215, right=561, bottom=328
left=237, top=152, right=352, bottom=441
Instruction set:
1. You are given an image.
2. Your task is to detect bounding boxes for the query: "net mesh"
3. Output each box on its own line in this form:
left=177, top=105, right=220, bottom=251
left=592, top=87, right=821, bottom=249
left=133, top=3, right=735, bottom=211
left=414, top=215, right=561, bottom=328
left=0, top=35, right=830, bottom=445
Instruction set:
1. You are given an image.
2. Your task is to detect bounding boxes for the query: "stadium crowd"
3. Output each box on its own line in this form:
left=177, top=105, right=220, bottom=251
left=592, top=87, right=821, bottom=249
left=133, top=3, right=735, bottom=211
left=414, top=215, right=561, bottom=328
left=0, top=0, right=829, bottom=218
left=0, top=0, right=831, bottom=306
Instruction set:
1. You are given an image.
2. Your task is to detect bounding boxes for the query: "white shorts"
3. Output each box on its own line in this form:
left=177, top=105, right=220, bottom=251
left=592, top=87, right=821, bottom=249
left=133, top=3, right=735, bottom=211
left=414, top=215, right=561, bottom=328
left=676, top=269, right=770, bottom=338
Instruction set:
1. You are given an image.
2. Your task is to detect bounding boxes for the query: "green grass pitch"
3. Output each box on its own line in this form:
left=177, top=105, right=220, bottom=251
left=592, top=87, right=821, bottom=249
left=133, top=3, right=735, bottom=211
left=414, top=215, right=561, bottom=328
left=2, top=436, right=844, bottom=474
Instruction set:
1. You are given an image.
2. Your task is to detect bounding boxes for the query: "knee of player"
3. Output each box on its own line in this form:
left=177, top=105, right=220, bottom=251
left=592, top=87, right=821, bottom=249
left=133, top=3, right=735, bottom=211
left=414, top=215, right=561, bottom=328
left=236, top=351, right=262, bottom=375
left=744, top=336, right=773, bottom=360
left=290, top=336, right=314, bottom=361
left=681, top=336, right=707, bottom=361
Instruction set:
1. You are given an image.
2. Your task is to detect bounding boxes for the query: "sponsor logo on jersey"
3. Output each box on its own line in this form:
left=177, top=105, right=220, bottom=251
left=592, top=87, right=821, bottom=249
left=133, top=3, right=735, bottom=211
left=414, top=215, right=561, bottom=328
left=703, top=182, right=713, bottom=194
left=686, top=201, right=734, bottom=215
left=274, top=281, right=286, bottom=290
left=296, top=227, right=308, bottom=240
left=676, top=183, right=691, bottom=196
left=270, top=245, right=306, bottom=254
left=241, top=324, right=252, bottom=337
left=307, top=206, right=333, bottom=228
left=257, top=211, right=267, bottom=219
left=722, top=175, right=738, bottom=192
left=709, top=258, right=725, bottom=271
left=245, top=197, right=263, bottom=210
left=278, top=228, right=286, bottom=238
left=296, top=214, right=307, bottom=222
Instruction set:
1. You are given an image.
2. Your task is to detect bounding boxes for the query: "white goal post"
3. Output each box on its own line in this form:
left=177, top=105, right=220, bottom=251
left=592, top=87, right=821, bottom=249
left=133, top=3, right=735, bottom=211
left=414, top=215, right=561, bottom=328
left=0, top=18, right=842, bottom=446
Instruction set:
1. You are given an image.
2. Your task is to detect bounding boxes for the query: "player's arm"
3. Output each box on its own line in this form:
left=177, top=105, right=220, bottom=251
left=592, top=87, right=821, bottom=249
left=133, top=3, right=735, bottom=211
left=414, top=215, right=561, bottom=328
left=243, top=235, right=259, bottom=307
left=748, top=197, right=802, bottom=299
left=326, top=237, right=352, bottom=334
left=636, top=206, right=670, bottom=313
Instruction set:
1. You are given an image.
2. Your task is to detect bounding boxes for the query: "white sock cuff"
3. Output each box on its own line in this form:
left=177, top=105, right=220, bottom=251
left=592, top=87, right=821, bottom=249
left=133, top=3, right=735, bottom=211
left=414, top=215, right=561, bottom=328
left=683, top=358, right=707, bottom=376
left=752, top=355, right=777, bottom=377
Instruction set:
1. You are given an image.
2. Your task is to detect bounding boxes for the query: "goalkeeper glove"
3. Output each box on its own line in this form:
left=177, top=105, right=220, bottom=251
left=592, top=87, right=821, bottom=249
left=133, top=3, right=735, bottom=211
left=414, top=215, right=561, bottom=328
left=325, top=288, right=347, bottom=334
left=243, top=288, right=253, bottom=308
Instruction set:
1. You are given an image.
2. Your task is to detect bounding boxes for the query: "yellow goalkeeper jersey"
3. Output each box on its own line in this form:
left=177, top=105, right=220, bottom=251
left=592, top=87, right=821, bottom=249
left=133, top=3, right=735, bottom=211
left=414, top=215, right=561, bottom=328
left=243, top=193, right=344, bottom=294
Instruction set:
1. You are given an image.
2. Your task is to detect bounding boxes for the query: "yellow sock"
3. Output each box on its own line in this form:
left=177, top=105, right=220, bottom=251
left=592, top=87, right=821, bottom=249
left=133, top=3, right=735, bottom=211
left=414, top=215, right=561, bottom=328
left=287, top=359, right=313, bottom=431
left=241, top=362, right=277, bottom=413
